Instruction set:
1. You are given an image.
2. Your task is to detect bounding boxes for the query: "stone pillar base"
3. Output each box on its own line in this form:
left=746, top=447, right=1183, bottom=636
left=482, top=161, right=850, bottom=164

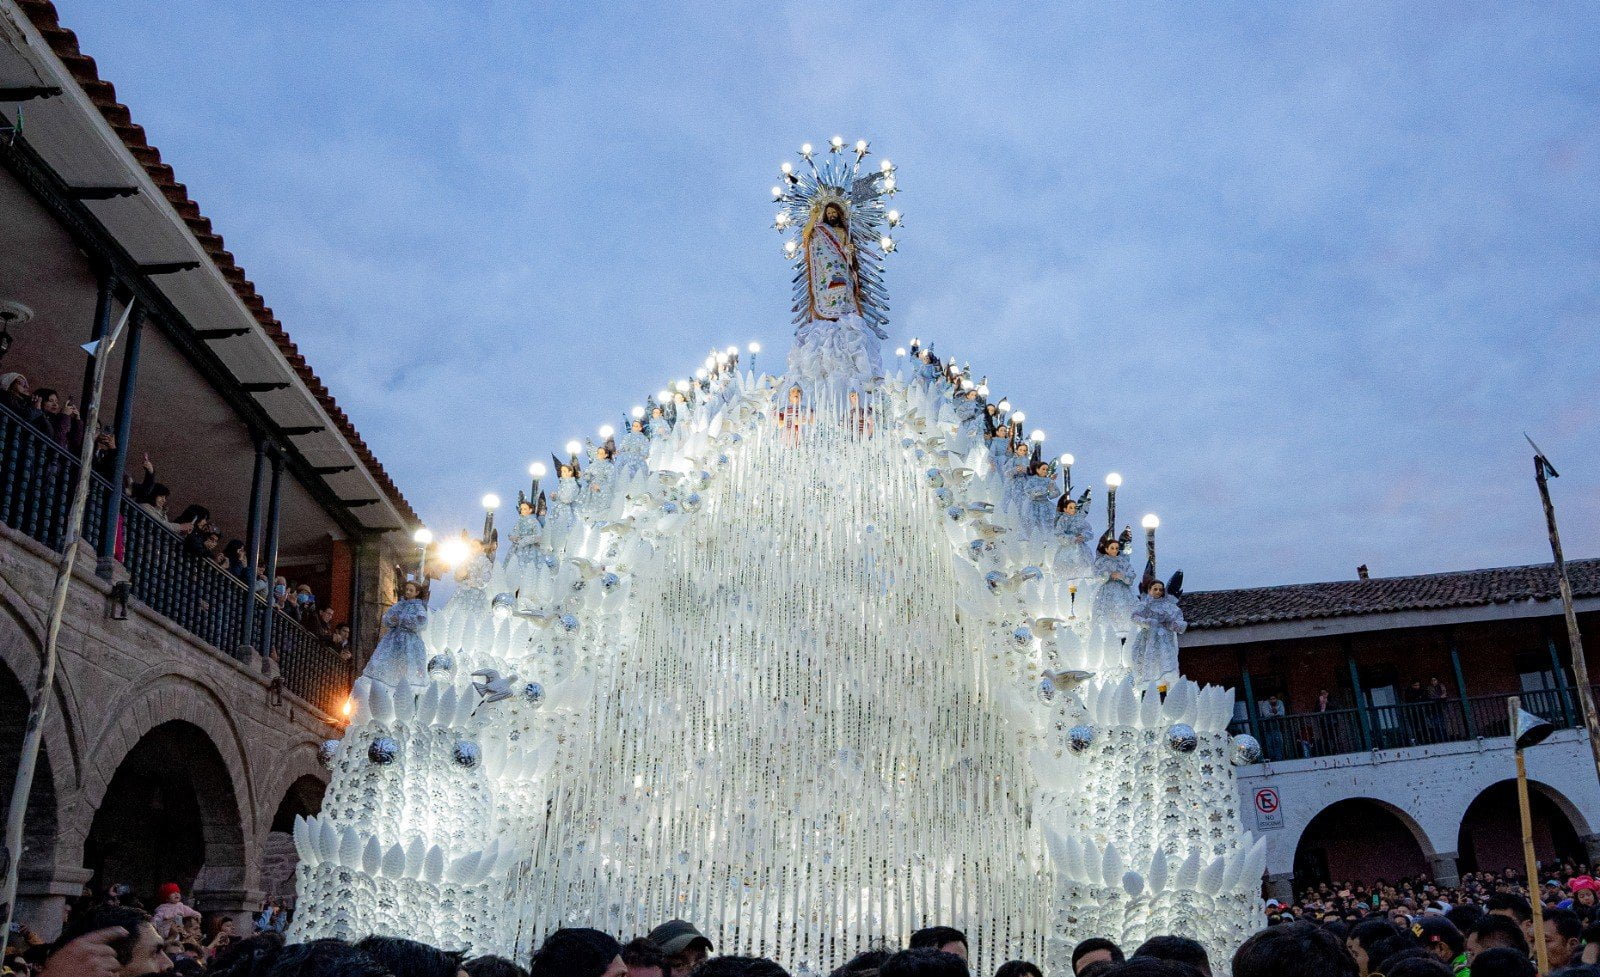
left=15, top=865, right=95, bottom=941
left=193, top=887, right=267, bottom=931
left=1429, top=851, right=1460, bottom=888
left=1264, top=871, right=1294, bottom=905
left=1582, top=833, right=1600, bottom=863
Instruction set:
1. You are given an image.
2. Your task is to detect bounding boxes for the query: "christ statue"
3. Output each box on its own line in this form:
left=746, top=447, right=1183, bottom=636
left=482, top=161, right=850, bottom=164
left=804, top=201, right=862, bottom=322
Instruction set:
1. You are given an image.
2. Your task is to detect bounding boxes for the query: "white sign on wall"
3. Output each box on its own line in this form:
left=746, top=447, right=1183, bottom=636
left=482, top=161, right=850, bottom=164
left=1253, top=787, right=1284, bottom=831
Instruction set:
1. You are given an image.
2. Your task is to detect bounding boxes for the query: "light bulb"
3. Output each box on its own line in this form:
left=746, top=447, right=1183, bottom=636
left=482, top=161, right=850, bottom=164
left=775, top=212, right=789, bottom=227
left=884, top=176, right=896, bottom=191
left=529, top=461, right=547, bottom=478
left=894, top=347, right=907, bottom=357
left=439, top=536, right=471, bottom=568
left=879, top=235, right=894, bottom=251
left=695, top=367, right=709, bottom=380
left=725, top=345, right=738, bottom=356
left=631, top=405, right=645, bottom=419
left=831, top=135, right=844, bottom=149
left=855, top=139, right=868, bottom=153
left=784, top=240, right=798, bottom=256
left=880, top=159, right=893, bottom=172
left=481, top=493, right=500, bottom=510
left=412, top=527, right=433, bottom=545
left=1106, top=472, right=1123, bottom=488
left=565, top=440, right=582, bottom=456
left=960, top=378, right=973, bottom=390
left=656, top=389, right=671, bottom=402
left=772, top=186, right=783, bottom=200
left=999, top=399, right=1011, bottom=413
left=676, top=379, right=691, bottom=392
left=1142, top=514, right=1160, bottom=529
left=1030, top=429, right=1044, bottom=442
left=1059, top=453, right=1074, bottom=467
left=716, top=352, right=729, bottom=365
left=599, top=424, right=615, bottom=439
left=1012, top=411, right=1026, bottom=424
left=977, top=384, right=989, bottom=396
left=801, top=142, right=813, bottom=155
left=910, top=336, right=920, bottom=346
left=747, top=341, right=761, bottom=354
left=780, top=161, right=793, bottom=175
left=887, top=209, right=900, bottom=225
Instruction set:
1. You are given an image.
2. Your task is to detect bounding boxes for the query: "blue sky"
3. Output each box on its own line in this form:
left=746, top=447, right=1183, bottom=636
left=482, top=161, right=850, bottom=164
left=66, top=1, right=1600, bottom=589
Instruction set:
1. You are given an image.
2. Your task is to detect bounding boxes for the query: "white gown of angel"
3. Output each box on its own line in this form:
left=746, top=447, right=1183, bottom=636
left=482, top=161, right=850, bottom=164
left=1053, top=509, right=1094, bottom=579
left=1022, top=473, right=1057, bottom=534
left=545, top=476, right=580, bottom=550
left=583, top=457, right=616, bottom=516
left=1090, top=549, right=1139, bottom=637
left=361, top=597, right=428, bottom=690
left=1129, top=590, right=1187, bottom=683
left=615, top=427, right=651, bottom=493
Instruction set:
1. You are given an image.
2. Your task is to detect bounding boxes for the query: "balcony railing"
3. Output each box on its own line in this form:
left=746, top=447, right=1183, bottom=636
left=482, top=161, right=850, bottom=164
left=0, top=399, right=350, bottom=714
left=1229, top=686, right=1598, bottom=762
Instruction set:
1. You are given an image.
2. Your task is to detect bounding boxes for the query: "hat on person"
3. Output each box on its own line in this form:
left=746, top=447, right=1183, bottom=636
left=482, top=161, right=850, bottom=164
left=158, top=882, right=181, bottom=901
left=1412, top=916, right=1464, bottom=954
left=646, top=920, right=713, bottom=956
left=1571, top=875, right=1599, bottom=892
left=0, top=373, right=22, bottom=394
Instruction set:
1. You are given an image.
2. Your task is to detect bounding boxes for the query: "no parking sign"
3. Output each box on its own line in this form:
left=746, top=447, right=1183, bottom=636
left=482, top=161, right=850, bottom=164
left=1253, top=787, right=1284, bottom=831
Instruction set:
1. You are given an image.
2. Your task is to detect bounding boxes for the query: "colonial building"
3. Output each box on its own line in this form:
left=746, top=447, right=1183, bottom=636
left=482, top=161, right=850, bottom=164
left=1181, top=560, right=1600, bottom=903
left=0, top=0, right=418, bottom=935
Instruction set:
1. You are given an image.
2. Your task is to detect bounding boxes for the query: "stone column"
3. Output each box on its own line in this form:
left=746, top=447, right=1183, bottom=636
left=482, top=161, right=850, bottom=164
left=1429, top=851, right=1460, bottom=888
left=1264, top=871, right=1295, bottom=905
left=1582, top=833, right=1600, bottom=864
left=14, top=864, right=94, bottom=941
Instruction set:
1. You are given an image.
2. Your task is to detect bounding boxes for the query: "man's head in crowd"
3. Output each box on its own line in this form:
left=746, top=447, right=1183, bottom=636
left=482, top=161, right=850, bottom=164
left=907, top=927, right=968, bottom=963
left=528, top=928, right=626, bottom=977
left=1133, top=936, right=1211, bottom=977
left=1233, top=922, right=1358, bottom=977
left=1073, top=938, right=1126, bottom=975
left=1468, top=948, right=1536, bottom=977
left=354, top=935, right=468, bottom=977
left=646, top=920, right=714, bottom=977
left=1544, top=908, right=1584, bottom=971
left=878, top=948, right=969, bottom=977
left=55, top=905, right=171, bottom=977
left=1467, top=914, right=1529, bottom=959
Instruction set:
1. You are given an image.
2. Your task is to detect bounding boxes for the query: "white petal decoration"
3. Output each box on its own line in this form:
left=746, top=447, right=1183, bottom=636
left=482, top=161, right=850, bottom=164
left=1122, top=870, right=1145, bottom=897
left=362, top=834, right=382, bottom=876
left=1199, top=853, right=1227, bottom=895
left=405, top=836, right=427, bottom=879
left=1147, top=847, right=1169, bottom=893
left=422, top=845, right=446, bottom=885
left=381, top=842, right=407, bottom=880
left=337, top=826, right=362, bottom=868
left=1176, top=849, right=1203, bottom=891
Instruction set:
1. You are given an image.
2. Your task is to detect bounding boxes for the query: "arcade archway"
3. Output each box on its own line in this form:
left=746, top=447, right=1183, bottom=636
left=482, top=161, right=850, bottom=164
left=1457, top=779, right=1586, bottom=875
left=1293, top=798, right=1431, bottom=890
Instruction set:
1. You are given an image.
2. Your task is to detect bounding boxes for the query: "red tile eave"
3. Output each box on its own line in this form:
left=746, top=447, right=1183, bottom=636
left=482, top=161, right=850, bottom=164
left=17, top=0, right=419, bottom=527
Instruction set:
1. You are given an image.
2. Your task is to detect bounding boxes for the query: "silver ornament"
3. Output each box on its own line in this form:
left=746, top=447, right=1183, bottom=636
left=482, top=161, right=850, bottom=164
left=1037, top=677, right=1056, bottom=705
left=1167, top=723, right=1198, bottom=753
left=934, top=487, right=952, bottom=503
left=984, top=570, right=1005, bottom=592
left=317, top=739, right=341, bottom=767
left=1231, top=733, right=1263, bottom=765
left=559, top=613, right=581, bottom=633
left=1012, top=626, right=1033, bottom=646
left=600, top=572, right=621, bottom=592
left=368, top=737, right=399, bottom=765
left=523, top=681, right=546, bottom=706
left=491, top=592, right=516, bottom=620
left=924, top=468, right=944, bottom=488
left=946, top=505, right=964, bottom=522
left=1068, top=724, right=1095, bottom=752
left=427, top=653, right=455, bottom=676
left=662, top=501, right=680, bottom=515
left=452, top=740, right=481, bottom=768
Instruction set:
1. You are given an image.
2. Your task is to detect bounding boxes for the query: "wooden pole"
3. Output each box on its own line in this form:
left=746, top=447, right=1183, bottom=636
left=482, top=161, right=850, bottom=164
left=1, top=301, right=133, bottom=938
left=1532, top=452, right=1600, bottom=787
left=1510, top=695, right=1549, bottom=975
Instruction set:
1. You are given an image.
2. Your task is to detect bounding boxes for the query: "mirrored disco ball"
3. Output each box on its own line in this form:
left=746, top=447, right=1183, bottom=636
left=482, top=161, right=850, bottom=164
left=368, top=737, right=399, bottom=765
left=1068, top=724, right=1095, bottom=752
left=452, top=740, right=481, bottom=768
left=523, top=682, right=546, bottom=706
left=427, top=653, right=455, bottom=676
left=317, top=739, right=341, bottom=767
left=1167, top=723, right=1198, bottom=753
left=1231, top=733, right=1263, bottom=765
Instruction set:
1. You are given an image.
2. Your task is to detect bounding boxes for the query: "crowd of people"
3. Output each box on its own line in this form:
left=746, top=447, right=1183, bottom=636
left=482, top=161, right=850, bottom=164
left=1, top=369, right=348, bottom=661
left=9, top=865, right=1600, bottom=977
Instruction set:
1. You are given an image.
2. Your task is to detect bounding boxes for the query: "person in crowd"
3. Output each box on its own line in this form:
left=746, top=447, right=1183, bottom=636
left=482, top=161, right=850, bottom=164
left=1547, top=908, right=1586, bottom=971
left=207, top=931, right=284, bottom=977
left=832, top=949, right=894, bottom=976
left=994, top=962, right=1044, bottom=977
left=1581, top=922, right=1600, bottom=965
left=1101, top=959, right=1204, bottom=977
left=353, top=935, right=467, bottom=977
left=465, top=955, right=530, bottom=977
left=1411, top=917, right=1467, bottom=975
left=1072, top=938, right=1126, bottom=975
left=1232, top=922, right=1357, bottom=977
left=261, top=939, right=390, bottom=977
left=272, top=576, right=291, bottom=611
left=1466, top=915, right=1528, bottom=959
left=201, top=916, right=238, bottom=962
left=48, top=905, right=171, bottom=977
left=223, top=539, right=249, bottom=579
left=908, top=927, right=968, bottom=963
left=1563, top=877, right=1599, bottom=922
left=690, top=958, right=790, bottom=977
left=1375, top=955, right=1450, bottom=977
left=149, top=884, right=201, bottom=941
left=647, top=920, right=714, bottom=977
left=527, top=928, right=626, bottom=977
left=1347, top=920, right=1402, bottom=977
left=1465, top=948, right=1535, bottom=977
left=1133, top=936, right=1210, bottom=976
left=620, top=938, right=667, bottom=977
left=878, top=948, right=968, bottom=977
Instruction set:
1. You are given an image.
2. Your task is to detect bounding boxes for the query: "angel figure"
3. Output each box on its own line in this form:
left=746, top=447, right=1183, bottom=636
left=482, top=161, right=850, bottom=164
left=1130, top=571, right=1187, bottom=686
left=1090, top=530, right=1139, bottom=639
left=362, top=579, right=429, bottom=691
left=545, top=459, right=581, bottom=551
left=1052, top=489, right=1094, bottom=580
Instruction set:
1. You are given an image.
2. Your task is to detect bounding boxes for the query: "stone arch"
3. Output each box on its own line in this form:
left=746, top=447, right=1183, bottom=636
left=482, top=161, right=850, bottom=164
left=1291, top=797, right=1433, bottom=891
left=1457, top=778, right=1589, bottom=875
left=0, top=577, right=82, bottom=791
left=82, top=719, right=250, bottom=909
left=259, top=764, right=328, bottom=909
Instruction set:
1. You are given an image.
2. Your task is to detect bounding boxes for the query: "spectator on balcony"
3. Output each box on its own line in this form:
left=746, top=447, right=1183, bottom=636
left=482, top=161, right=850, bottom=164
left=31, top=388, right=84, bottom=453
left=272, top=576, right=290, bottom=611
left=1260, top=694, right=1286, bottom=760
left=0, top=371, right=42, bottom=425
left=294, top=584, right=319, bottom=625
left=223, top=539, right=248, bottom=580
left=184, top=524, right=220, bottom=560
left=1317, top=689, right=1334, bottom=712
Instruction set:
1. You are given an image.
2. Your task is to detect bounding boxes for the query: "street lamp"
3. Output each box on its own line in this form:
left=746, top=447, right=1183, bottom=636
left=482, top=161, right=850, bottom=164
left=1509, top=695, right=1557, bottom=973
left=1106, top=473, right=1122, bottom=531
left=412, top=527, right=433, bottom=580
left=481, top=494, right=500, bottom=543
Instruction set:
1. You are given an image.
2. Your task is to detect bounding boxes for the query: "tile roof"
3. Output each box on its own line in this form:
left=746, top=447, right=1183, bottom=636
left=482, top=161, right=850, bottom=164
left=1181, top=558, right=1600, bottom=631
left=17, top=0, right=417, bottom=525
